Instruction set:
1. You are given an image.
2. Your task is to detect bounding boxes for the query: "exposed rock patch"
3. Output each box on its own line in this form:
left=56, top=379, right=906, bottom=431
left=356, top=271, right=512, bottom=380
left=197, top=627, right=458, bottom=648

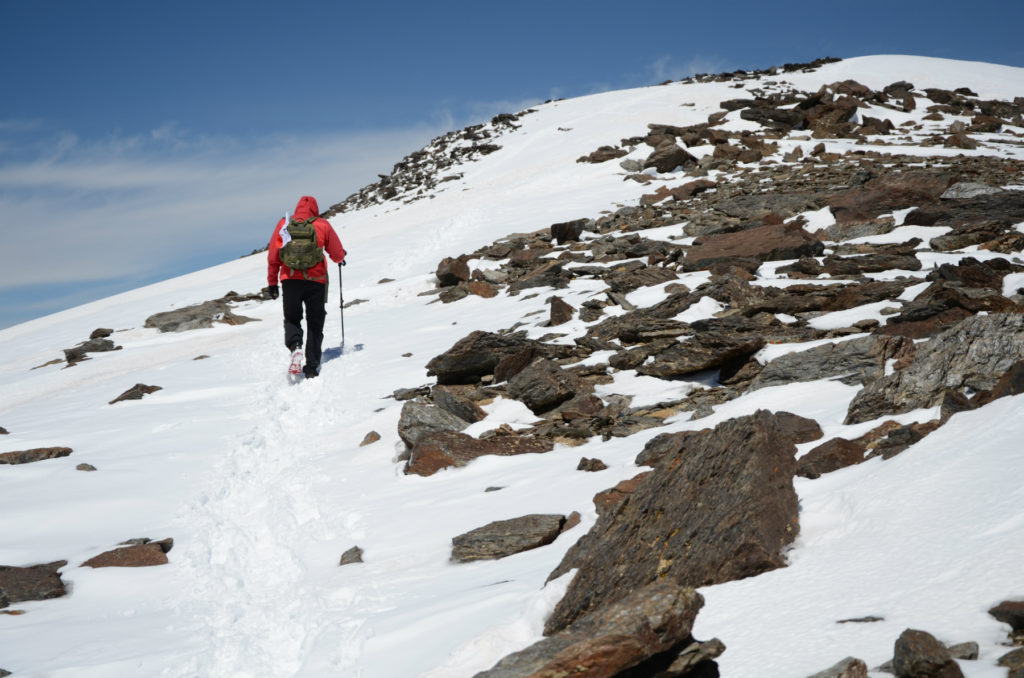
left=0, top=560, right=68, bottom=607
left=0, top=447, right=72, bottom=465
left=81, top=538, right=174, bottom=568
left=109, top=383, right=162, bottom=405
left=451, top=514, right=566, bottom=562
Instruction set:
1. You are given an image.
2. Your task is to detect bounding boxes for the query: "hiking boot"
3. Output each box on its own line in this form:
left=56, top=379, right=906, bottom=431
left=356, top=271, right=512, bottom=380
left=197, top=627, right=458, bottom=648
left=288, top=348, right=304, bottom=376
left=303, top=365, right=320, bottom=379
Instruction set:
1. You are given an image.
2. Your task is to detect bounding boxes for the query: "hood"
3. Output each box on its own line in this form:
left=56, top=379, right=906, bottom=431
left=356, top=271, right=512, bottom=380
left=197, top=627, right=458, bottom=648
left=293, top=196, right=320, bottom=221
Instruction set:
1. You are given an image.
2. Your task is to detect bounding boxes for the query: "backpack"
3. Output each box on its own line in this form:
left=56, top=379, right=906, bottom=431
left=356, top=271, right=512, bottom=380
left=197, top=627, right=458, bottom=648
left=279, top=216, right=325, bottom=279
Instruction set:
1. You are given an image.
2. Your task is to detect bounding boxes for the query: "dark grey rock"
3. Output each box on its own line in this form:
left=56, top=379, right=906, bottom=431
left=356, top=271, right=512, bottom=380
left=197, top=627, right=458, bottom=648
left=751, top=335, right=913, bottom=390
left=0, top=560, right=68, bottom=606
left=998, top=647, right=1024, bottom=678
left=989, top=600, right=1024, bottom=632
left=847, top=314, right=1024, bottom=424
left=339, top=546, right=364, bottom=566
left=946, top=642, right=978, bottom=661
left=451, top=514, right=566, bottom=562
left=507, top=358, right=578, bottom=414
left=637, top=331, right=766, bottom=379
left=807, top=656, right=869, bottom=678
left=0, top=447, right=72, bottom=465
left=144, top=300, right=258, bottom=333
left=109, top=383, right=162, bottom=405
left=63, top=337, right=121, bottom=365
left=397, top=400, right=469, bottom=448
left=473, top=581, right=705, bottom=678
left=426, top=331, right=541, bottom=385
left=76, top=463, right=98, bottom=472
left=892, top=628, right=963, bottom=678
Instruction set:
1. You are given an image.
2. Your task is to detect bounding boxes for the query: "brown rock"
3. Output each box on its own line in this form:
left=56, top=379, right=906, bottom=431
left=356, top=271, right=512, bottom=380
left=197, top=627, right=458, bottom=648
left=76, top=463, right=98, bottom=472
left=685, top=221, right=824, bottom=269
left=82, top=539, right=173, bottom=568
left=359, top=431, right=381, bottom=447
left=451, top=514, right=566, bottom=562
left=796, top=438, right=866, bottom=479
left=436, top=256, right=470, bottom=286
left=828, top=170, right=955, bottom=223
left=339, top=546, right=364, bottom=566
left=546, top=411, right=799, bottom=634
left=405, top=431, right=553, bottom=476
left=576, top=457, right=607, bottom=472
left=593, top=473, right=651, bottom=516
left=468, top=280, right=498, bottom=298
left=0, top=560, right=68, bottom=606
left=989, top=600, right=1024, bottom=633
left=0, top=447, right=73, bottom=465
left=643, top=142, right=698, bottom=173
left=551, top=219, right=587, bottom=244
left=548, top=296, right=574, bottom=326
left=892, top=628, right=964, bottom=678
left=109, top=383, right=162, bottom=405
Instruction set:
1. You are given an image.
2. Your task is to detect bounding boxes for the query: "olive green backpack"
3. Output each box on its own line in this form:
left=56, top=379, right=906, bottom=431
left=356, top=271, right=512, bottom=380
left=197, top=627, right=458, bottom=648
left=279, top=215, right=325, bottom=280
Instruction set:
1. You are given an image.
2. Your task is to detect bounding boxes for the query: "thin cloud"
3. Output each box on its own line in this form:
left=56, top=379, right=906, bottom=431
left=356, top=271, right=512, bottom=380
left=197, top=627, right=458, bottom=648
left=649, top=55, right=731, bottom=82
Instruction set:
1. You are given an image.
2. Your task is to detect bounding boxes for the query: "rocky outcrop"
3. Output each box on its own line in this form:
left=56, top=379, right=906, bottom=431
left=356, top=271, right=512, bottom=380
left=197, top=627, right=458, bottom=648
left=506, top=358, right=578, bottom=414
left=0, top=560, right=68, bottom=607
left=0, top=447, right=72, bottom=465
left=545, top=411, right=799, bottom=634
left=846, top=314, right=1024, bottom=424
left=451, top=514, right=566, bottom=562
left=474, top=581, right=710, bottom=678
left=81, top=538, right=174, bottom=568
left=796, top=438, right=866, bottom=479
left=145, top=299, right=259, bottom=333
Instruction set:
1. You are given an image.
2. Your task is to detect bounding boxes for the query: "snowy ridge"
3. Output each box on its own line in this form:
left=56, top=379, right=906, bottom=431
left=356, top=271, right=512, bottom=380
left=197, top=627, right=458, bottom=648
left=2, top=55, right=1024, bottom=677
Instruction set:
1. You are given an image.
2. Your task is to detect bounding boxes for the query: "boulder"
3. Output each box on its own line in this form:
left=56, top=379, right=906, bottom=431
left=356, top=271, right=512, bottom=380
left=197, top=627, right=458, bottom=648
left=548, top=296, right=574, bottom=326
left=436, top=257, right=471, bottom=286
left=847, top=314, right=1024, bottom=424
left=405, top=431, right=553, bottom=476
left=0, top=560, right=68, bottom=606
left=431, top=385, right=488, bottom=424
left=796, top=438, right=866, bottom=479
left=892, top=628, right=964, bottom=678
left=426, top=331, right=542, bottom=385
left=643, top=142, right=698, bottom=173
left=577, top=145, right=628, bottom=164
left=63, top=337, right=121, bottom=365
left=545, top=410, right=799, bottom=633
left=397, top=400, right=470, bottom=448
left=473, top=581, right=707, bottom=678
left=685, top=222, right=823, bottom=270
left=750, top=335, right=914, bottom=390
left=109, top=383, right=162, bottom=405
left=451, top=514, right=566, bottom=562
left=507, top=358, right=578, bottom=414
left=828, top=170, right=955, bottom=223
left=550, top=219, right=587, bottom=244
left=989, top=600, right=1024, bottom=634
left=0, top=447, right=73, bottom=465
left=339, top=546, right=364, bottom=566
left=637, top=332, right=766, bottom=379
left=999, top=647, right=1024, bottom=678
left=807, top=656, right=869, bottom=678
left=81, top=538, right=173, bottom=568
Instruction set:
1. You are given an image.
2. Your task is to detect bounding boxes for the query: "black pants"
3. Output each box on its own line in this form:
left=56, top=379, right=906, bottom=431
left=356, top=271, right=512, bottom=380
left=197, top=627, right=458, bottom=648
left=282, top=279, right=327, bottom=375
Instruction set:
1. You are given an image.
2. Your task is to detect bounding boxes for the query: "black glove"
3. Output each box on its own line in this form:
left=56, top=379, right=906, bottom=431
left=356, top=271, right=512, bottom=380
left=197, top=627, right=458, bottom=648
left=341, top=259, right=347, bottom=266
left=266, top=285, right=279, bottom=300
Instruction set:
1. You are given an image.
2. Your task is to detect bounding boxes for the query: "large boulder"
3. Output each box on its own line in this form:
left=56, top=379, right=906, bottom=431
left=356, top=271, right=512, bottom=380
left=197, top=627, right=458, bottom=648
left=847, top=313, right=1024, bottom=424
left=892, top=629, right=964, bottom=678
left=474, top=581, right=709, bottom=678
left=397, top=400, right=469, bottom=448
left=545, top=410, right=799, bottom=634
left=750, top=335, right=914, bottom=390
left=637, top=331, right=766, bottom=379
left=451, top=514, right=566, bottom=562
left=643, top=142, right=697, bottom=173
left=828, top=170, right=955, bottom=223
left=426, top=331, right=543, bottom=385
left=506, top=358, right=578, bottom=414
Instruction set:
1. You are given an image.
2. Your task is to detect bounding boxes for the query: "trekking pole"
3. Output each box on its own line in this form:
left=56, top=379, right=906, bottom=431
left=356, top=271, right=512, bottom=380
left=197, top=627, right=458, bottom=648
left=338, top=262, right=346, bottom=352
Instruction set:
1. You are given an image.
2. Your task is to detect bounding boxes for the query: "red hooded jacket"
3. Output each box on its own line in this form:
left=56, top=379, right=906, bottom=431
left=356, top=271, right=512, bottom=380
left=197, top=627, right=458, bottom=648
left=267, top=196, right=346, bottom=287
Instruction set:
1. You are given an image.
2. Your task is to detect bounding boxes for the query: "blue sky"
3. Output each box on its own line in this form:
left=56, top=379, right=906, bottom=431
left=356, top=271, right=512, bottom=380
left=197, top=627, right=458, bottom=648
left=2, top=0, right=1023, bottom=329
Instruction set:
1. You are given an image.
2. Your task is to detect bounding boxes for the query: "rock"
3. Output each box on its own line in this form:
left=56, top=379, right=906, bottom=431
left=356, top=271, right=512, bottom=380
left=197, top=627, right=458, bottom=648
left=946, top=642, right=978, bottom=661
left=510, top=260, right=571, bottom=293
left=846, top=314, right=1024, bottom=424
left=436, top=256, right=471, bottom=286
left=576, top=457, right=607, bottom=472
left=468, top=280, right=498, bottom=298
left=577, top=145, right=628, bottom=163
left=144, top=300, right=258, bottom=333
left=643, top=142, right=697, bottom=173
left=821, top=218, right=897, bottom=242
left=740, top=105, right=805, bottom=131
left=989, top=600, right=1024, bottom=633
left=635, top=430, right=708, bottom=467
left=545, top=410, right=799, bottom=633
left=866, top=421, right=941, bottom=460
left=81, top=538, right=173, bottom=568
left=593, top=473, right=650, bottom=515
left=339, top=546, right=364, bottom=565
left=89, top=327, right=114, bottom=339
left=551, top=219, right=587, bottom=244
left=76, top=463, right=98, bottom=472
left=0, top=561, right=68, bottom=606
left=431, top=385, right=488, bottom=424
left=507, top=358, right=578, bottom=414
left=796, top=438, right=866, bottom=479
left=397, top=400, right=469, bottom=448
left=405, top=431, right=553, bottom=476
left=807, top=656, right=869, bottom=678
left=941, top=182, right=1003, bottom=200
left=359, top=431, right=381, bottom=447
left=892, top=628, right=964, bottom=678
left=685, top=222, right=823, bottom=270
left=473, top=581, right=705, bottom=678
left=63, top=337, right=121, bottom=365
left=548, top=296, right=574, bottom=326
left=775, top=411, right=824, bottom=444
left=426, top=331, right=543, bottom=385
left=0, top=447, right=73, bottom=465
left=637, top=331, right=766, bottom=379
left=109, top=383, right=162, bottom=405
left=828, top=170, right=954, bottom=223
left=451, top=514, right=566, bottom=562
left=0, top=427, right=7, bottom=434
left=750, top=335, right=914, bottom=390
left=999, top=647, right=1024, bottom=678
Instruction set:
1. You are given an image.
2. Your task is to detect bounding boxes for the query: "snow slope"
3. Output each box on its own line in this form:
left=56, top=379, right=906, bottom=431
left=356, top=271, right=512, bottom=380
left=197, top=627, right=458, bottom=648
left=2, top=55, right=1024, bottom=677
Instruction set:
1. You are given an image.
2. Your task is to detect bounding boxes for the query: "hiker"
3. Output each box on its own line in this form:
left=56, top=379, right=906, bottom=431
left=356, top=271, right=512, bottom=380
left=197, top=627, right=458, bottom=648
left=266, top=195, right=346, bottom=379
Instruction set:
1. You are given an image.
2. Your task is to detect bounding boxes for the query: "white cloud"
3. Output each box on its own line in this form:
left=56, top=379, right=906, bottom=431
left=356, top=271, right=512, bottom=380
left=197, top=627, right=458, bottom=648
left=0, top=124, right=443, bottom=294
left=649, top=54, right=731, bottom=82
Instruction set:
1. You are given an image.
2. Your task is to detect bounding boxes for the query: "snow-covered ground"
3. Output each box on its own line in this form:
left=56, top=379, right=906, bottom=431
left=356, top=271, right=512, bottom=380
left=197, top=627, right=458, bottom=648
left=2, top=55, right=1024, bottom=677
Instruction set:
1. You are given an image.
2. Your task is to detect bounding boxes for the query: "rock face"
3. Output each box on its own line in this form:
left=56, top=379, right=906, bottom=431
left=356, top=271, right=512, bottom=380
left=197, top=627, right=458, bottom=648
left=0, top=447, right=73, bottom=465
left=473, top=581, right=708, bottom=678
left=545, top=410, right=799, bottom=634
left=892, top=629, right=964, bottom=678
left=846, top=314, right=1024, bottom=424
left=81, top=538, right=174, bottom=568
left=0, top=560, right=68, bottom=607
left=451, top=514, right=566, bottom=562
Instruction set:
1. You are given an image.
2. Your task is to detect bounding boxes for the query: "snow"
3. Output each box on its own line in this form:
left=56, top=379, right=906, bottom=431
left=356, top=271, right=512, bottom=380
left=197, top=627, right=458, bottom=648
left=2, top=55, right=1024, bottom=678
